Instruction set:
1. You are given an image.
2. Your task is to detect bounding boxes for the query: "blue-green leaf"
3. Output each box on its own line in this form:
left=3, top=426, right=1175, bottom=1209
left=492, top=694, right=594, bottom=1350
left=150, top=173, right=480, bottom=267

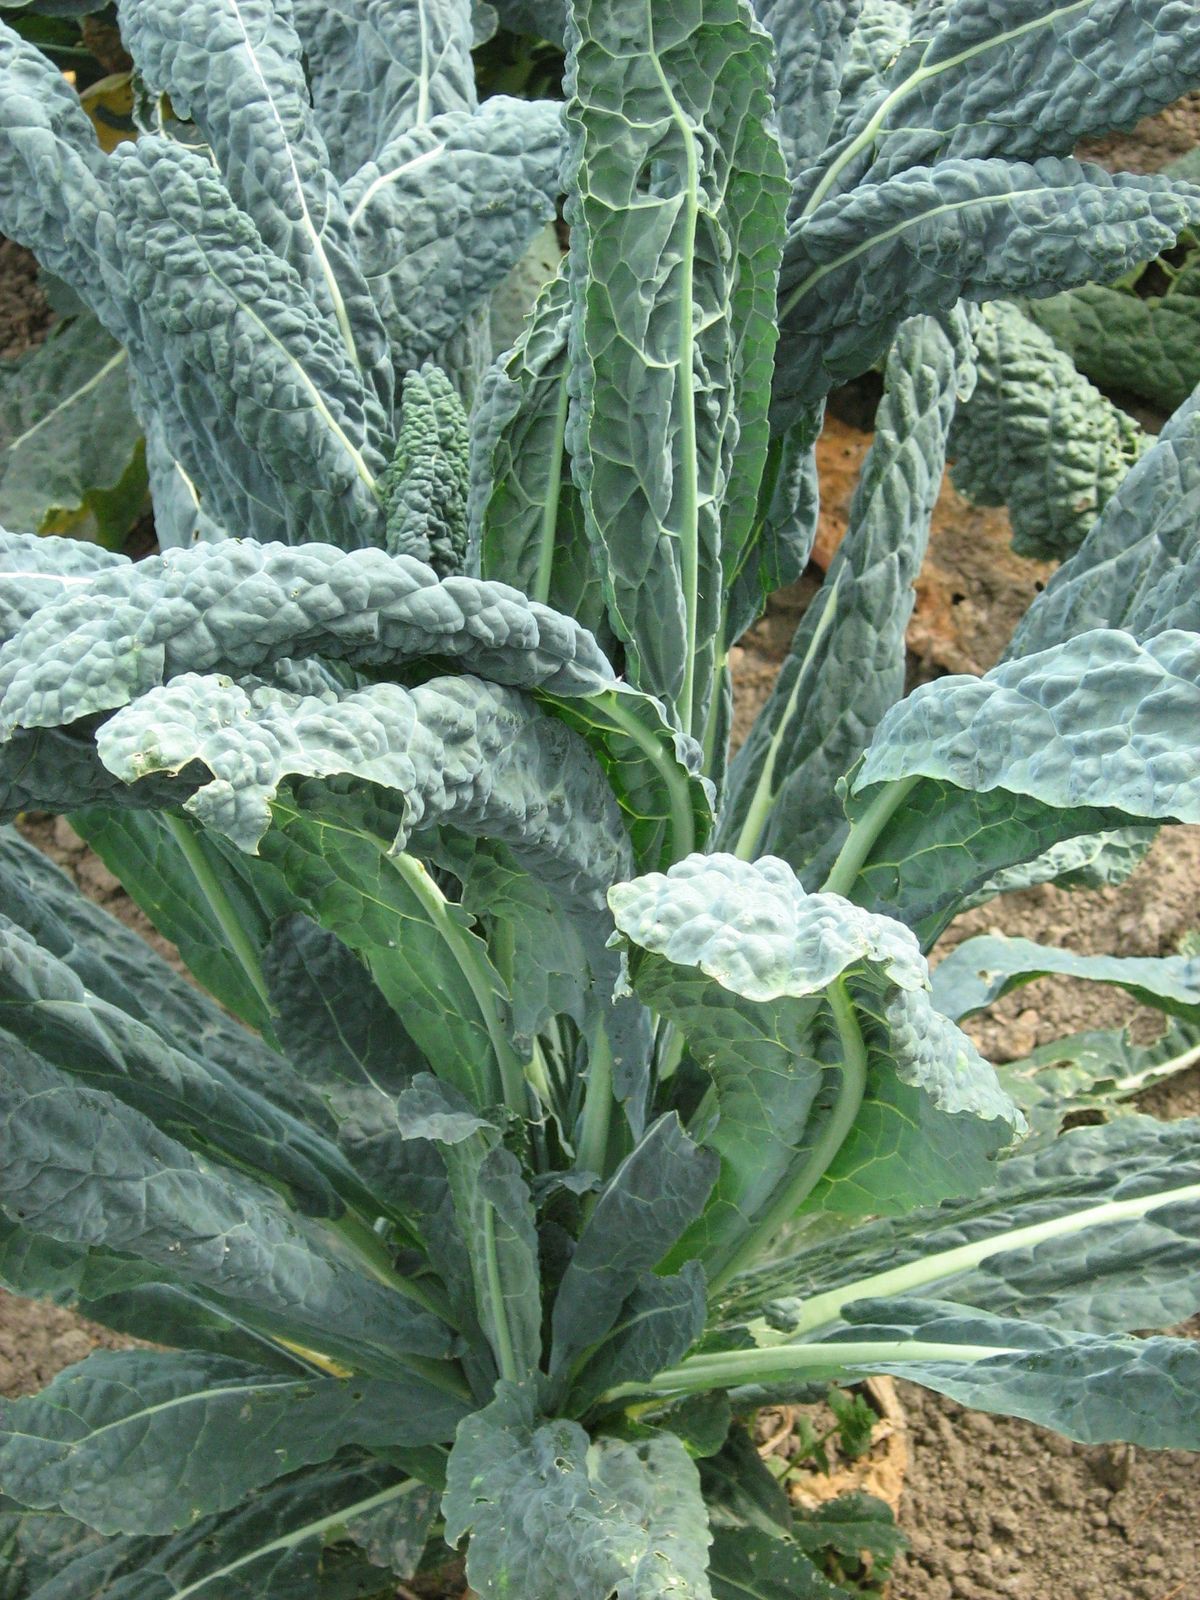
left=949, top=299, right=1147, bottom=561
left=0, top=1048, right=455, bottom=1378
left=841, top=627, right=1200, bottom=942
left=722, top=310, right=973, bottom=874
left=932, top=934, right=1200, bottom=1024
left=344, top=97, right=564, bottom=374
left=564, top=0, right=789, bottom=740
left=294, top=0, right=476, bottom=178
left=732, top=1114, right=1200, bottom=1342
left=610, top=855, right=1019, bottom=1278
left=549, top=1116, right=717, bottom=1381
left=0, top=1349, right=467, bottom=1536
left=119, top=0, right=392, bottom=414
left=0, top=313, right=144, bottom=547
left=776, top=158, right=1200, bottom=418
left=1008, top=387, right=1200, bottom=656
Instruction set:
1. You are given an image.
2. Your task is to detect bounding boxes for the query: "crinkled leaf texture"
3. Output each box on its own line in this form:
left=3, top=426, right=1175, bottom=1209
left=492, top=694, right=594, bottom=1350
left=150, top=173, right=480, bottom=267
left=843, top=627, right=1200, bottom=944
left=732, top=1114, right=1200, bottom=1342
left=949, top=298, right=1147, bottom=561
left=564, top=0, right=789, bottom=739
left=0, top=1348, right=467, bottom=1536
left=443, top=1381, right=714, bottom=1599
left=610, top=854, right=1020, bottom=1275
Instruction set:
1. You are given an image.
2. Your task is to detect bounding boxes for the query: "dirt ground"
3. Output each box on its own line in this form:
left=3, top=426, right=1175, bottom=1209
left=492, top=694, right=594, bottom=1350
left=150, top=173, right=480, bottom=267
left=3, top=84, right=1200, bottom=1600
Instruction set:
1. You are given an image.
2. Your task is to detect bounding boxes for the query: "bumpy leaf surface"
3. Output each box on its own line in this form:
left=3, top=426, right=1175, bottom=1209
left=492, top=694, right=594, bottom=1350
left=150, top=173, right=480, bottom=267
left=846, top=628, right=1200, bottom=941
left=443, top=1382, right=714, bottom=1598
left=776, top=158, right=1200, bottom=417
left=722, top=311, right=971, bottom=875
left=344, top=98, right=564, bottom=372
left=549, top=1115, right=717, bottom=1380
left=950, top=299, right=1146, bottom=560
left=1, top=1459, right=418, bottom=1599
left=294, top=0, right=476, bottom=178
left=1009, top=389, right=1200, bottom=655
left=565, top=0, right=789, bottom=739
left=0, top=535, right=612, bottom=741
left=737, top=1115, right=1200, bottom=1340
left=611, top=854, right=1018, bottom=1267
left=0, top=1349, right=466, bottom=1535
left=119, top=0, right=392, bottom=413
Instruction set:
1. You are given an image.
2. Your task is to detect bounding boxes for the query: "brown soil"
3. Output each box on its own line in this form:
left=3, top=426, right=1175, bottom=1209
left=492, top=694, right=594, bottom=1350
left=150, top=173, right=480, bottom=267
left=1079, top=90, right=1200, bottom=173
left=0, top=238, right=51, bottom=359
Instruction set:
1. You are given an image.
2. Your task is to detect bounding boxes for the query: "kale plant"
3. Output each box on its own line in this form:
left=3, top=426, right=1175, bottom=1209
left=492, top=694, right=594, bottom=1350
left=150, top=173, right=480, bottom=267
left=1, top=2, right=1200, bottom=1595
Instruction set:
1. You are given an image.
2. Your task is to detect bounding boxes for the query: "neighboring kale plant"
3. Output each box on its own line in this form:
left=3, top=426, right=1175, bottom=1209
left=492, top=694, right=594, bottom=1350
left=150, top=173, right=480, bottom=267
left=1, top=2, right=1200, bottom=1597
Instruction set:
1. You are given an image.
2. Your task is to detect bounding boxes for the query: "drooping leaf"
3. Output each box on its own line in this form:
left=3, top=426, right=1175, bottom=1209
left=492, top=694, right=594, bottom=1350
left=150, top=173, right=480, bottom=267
left=0, top=526, right=123, bottom=639
left=0, top=1349, right=468, bottom=1536
left=949, top=298, right=1147, bottom=560
left=344, top=97, right=565, bottom=374
left=730, top=1114, right=1200, bottom=1342
left=0, top=913, right=353, bottom=1217
left=119, top=0, right=393, bottom=414
left=443, top=1381, right=714, bottom=1599
left=610, top=854, right=1019, bottom=1278
left=775, top=158, right=1200, bottom=420
left=0, top=823, right=323, bottom=1132
left=819, top=0, right=1200, bottom=185
left=1025, top=250, right=1200, bottom=415
left=1, top=1458, right=423, bottom=1600
left=931, top=933, right=1200, bottom=1023
left=293, top=0, right=476, bottom=179
left=0, top=534, right=613, bottom=741
left=0, top=1047, right=456, bottom=1378
left=721, top=310, right=973, bottom=875
left=823, top=1297, right=1200, bottom=1449
left=564, top=0, right=789, bottom=740
left=1007, top=387, right=1200, bottom=656
left=997, top=1021, right=1200, bottom=1144
left=0, top=312, right=145, bottom=548
left=841, top=627, right=1200, bottom=943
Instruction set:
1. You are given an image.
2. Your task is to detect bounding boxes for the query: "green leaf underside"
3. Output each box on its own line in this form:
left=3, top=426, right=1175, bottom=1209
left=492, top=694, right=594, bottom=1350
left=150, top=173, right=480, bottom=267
left=564, top=0, right=789, bottom=738
left=843, top=627, right=1200, bottom=943
left=728, top=1114, right=1200, bottom=1342
left=610, top=854, right=1018, bottom=1274
left=932, top=933, right=1200, bottom=1023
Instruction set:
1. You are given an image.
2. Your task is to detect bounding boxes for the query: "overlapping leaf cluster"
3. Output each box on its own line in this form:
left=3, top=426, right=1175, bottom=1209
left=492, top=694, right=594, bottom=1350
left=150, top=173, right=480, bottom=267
left=1, top=3, right=1200, bottom=1598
